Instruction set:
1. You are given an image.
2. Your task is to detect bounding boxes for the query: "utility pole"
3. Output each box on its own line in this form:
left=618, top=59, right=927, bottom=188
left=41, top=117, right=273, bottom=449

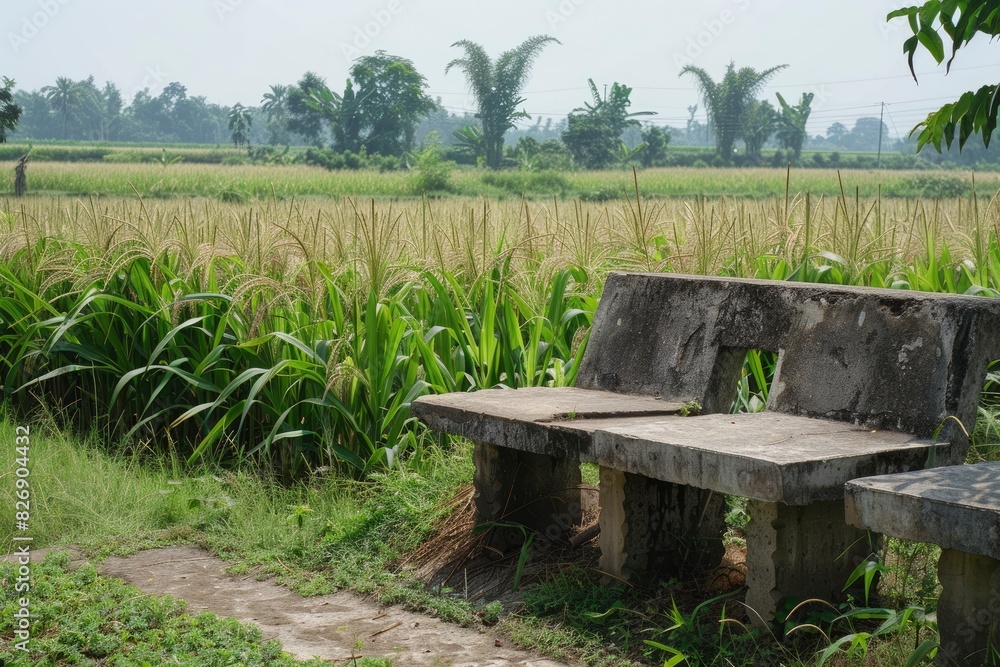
left=877, top=102, right=885, bottom=169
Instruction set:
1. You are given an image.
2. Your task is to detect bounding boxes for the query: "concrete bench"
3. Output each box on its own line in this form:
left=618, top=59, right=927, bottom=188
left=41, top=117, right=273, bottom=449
left=847, top=463, right=1000, bottom=666
left=412, top=272, right=1000, bottom=621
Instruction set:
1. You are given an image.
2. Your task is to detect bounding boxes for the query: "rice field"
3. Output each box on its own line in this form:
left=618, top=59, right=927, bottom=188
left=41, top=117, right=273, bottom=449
left=5, top=160, right=1000, bottom=200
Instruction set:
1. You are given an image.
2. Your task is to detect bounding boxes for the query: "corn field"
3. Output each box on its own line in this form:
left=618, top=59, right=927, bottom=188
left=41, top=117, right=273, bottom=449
left=3, top=190, right=1000, bottom=479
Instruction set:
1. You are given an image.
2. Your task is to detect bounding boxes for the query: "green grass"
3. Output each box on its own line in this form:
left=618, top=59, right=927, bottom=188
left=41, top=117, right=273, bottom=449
left=0, top=415, right=474, bottom=658
left=0, top=417, right=647, bottom=665
left=0, top=551, right=337, bottom=666
left=5, top=160, right=999, bottom=200
left=0, top=142, right=255, bottom=165
left=0, top=417, right=470, bottom=578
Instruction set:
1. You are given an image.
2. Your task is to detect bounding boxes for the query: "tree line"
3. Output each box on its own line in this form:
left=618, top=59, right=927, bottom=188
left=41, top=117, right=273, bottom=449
left=3, top=29, right=998, bottom=169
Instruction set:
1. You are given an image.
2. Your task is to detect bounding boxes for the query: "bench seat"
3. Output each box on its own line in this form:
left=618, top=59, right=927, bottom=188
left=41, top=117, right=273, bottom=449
left=416, top=387, right=944, bottom=505
left=412, top=386, right=687, bottom=462
left=846, top=464, right=1000, bottom=666
left=595, top=413, right=942, bottom=505
left=846, top=463, right=1000, bottom=558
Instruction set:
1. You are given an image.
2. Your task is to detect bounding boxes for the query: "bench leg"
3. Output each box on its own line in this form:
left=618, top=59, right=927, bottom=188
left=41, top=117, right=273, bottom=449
left=744, top=499, right=875, bottom=625
left=598, top=467, right=725, bottom=579
left=472, top=442, right=582, bottom=545
left=936, top=549, right=1000, bottom=667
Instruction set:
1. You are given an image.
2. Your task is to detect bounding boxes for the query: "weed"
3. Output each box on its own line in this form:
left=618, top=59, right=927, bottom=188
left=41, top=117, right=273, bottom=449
left=0, top=551, right=333, bottom=665
left=679, top=400, right=703, bottom=417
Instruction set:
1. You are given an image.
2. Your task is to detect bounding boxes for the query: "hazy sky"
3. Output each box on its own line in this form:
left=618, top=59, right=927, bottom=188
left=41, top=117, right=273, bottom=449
left=3, top=0, right=998, bottom=138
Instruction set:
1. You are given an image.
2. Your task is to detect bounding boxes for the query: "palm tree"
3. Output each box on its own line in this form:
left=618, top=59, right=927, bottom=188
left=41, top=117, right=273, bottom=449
left=229, top=103, right=253, bottom=149
left=680, top=62, right=787, bottom=161
left=41, top=76, right=82, bottom=139
left=260, top=84, right=289, bottom=145
left=563, top=79, right=656, bottom=169
left=261, top=85, right=287, bottom=120
left=445, top=35, right=560, bottom=169
left=576, top=79, right=656, bottom=130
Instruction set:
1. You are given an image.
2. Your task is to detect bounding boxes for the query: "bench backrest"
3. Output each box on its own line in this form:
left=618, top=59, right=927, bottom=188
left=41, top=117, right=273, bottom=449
left=576, top=273, right=1000, bottom=456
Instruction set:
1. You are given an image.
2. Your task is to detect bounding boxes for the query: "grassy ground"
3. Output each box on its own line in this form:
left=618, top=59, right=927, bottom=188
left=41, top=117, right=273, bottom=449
left=0, top=414, right=958, bottom=667
left=3, top=160, right=997, bottom=200
left=0, top=552, right=345, bottom=666
left=0, top=417, right=472, bottom=664
left=0, top=417, right=659, bottom=665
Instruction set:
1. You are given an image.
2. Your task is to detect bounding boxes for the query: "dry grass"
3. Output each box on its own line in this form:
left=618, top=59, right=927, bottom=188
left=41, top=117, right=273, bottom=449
left=2, top=192, right=996, bottom=286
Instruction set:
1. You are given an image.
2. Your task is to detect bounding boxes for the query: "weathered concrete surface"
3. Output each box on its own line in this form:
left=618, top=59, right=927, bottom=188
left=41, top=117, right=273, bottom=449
left=598, top=467, right=725, bottom=579
left=412, top=387, right=685, bottom=462
left=936, top=548, right=1000, bottom=667
left=847, top=464, right=1000, bottom=664
left=744, top=499, right=876, bottom=624
left=577, top=273, right=1000, bottom=455
left=473, top=441, right=582, bottom=546
left=845, top=462, right=1000, bottom=559
left=592, top=412, right=942, bottom=505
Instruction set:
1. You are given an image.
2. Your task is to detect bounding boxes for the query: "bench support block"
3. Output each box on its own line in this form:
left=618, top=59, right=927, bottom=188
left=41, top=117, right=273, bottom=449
left=598, top=467, right=725, bottom=579
left=472, top=441, right=582, bottom=545
left=937, top=549, right=1000, bottom=667
left=745, top=499, right=875, bottom=624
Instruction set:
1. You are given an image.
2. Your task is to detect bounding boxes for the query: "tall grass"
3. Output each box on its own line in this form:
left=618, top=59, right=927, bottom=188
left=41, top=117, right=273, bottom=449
left=0, top=196, right=599, bottom=478
left=2, top=190, right=1000, bottom=479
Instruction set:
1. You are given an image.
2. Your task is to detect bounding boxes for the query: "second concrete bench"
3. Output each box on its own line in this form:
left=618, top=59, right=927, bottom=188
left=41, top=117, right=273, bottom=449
left=847, top=462, right=1000, bottom=666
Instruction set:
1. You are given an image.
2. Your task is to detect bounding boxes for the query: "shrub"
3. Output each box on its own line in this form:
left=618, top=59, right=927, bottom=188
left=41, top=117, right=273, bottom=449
left=301, top=148, right=399, bottom=172
left=408, top=134, right=454, bottom=195
left=479, top=170, right=571, bottom=197
left=247, top=145, right=293, bottom=165
left=891, top=173, right=968, bottom=198
left=303, top=147, right=346, bottom=170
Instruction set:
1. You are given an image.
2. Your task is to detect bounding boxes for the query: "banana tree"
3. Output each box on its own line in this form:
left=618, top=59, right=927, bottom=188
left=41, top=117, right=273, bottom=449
left=775, top=92, right=814, bottom=162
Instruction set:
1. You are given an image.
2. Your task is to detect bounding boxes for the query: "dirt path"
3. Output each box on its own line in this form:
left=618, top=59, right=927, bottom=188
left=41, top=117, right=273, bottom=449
left=91, top=546, right=567, bottom=667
